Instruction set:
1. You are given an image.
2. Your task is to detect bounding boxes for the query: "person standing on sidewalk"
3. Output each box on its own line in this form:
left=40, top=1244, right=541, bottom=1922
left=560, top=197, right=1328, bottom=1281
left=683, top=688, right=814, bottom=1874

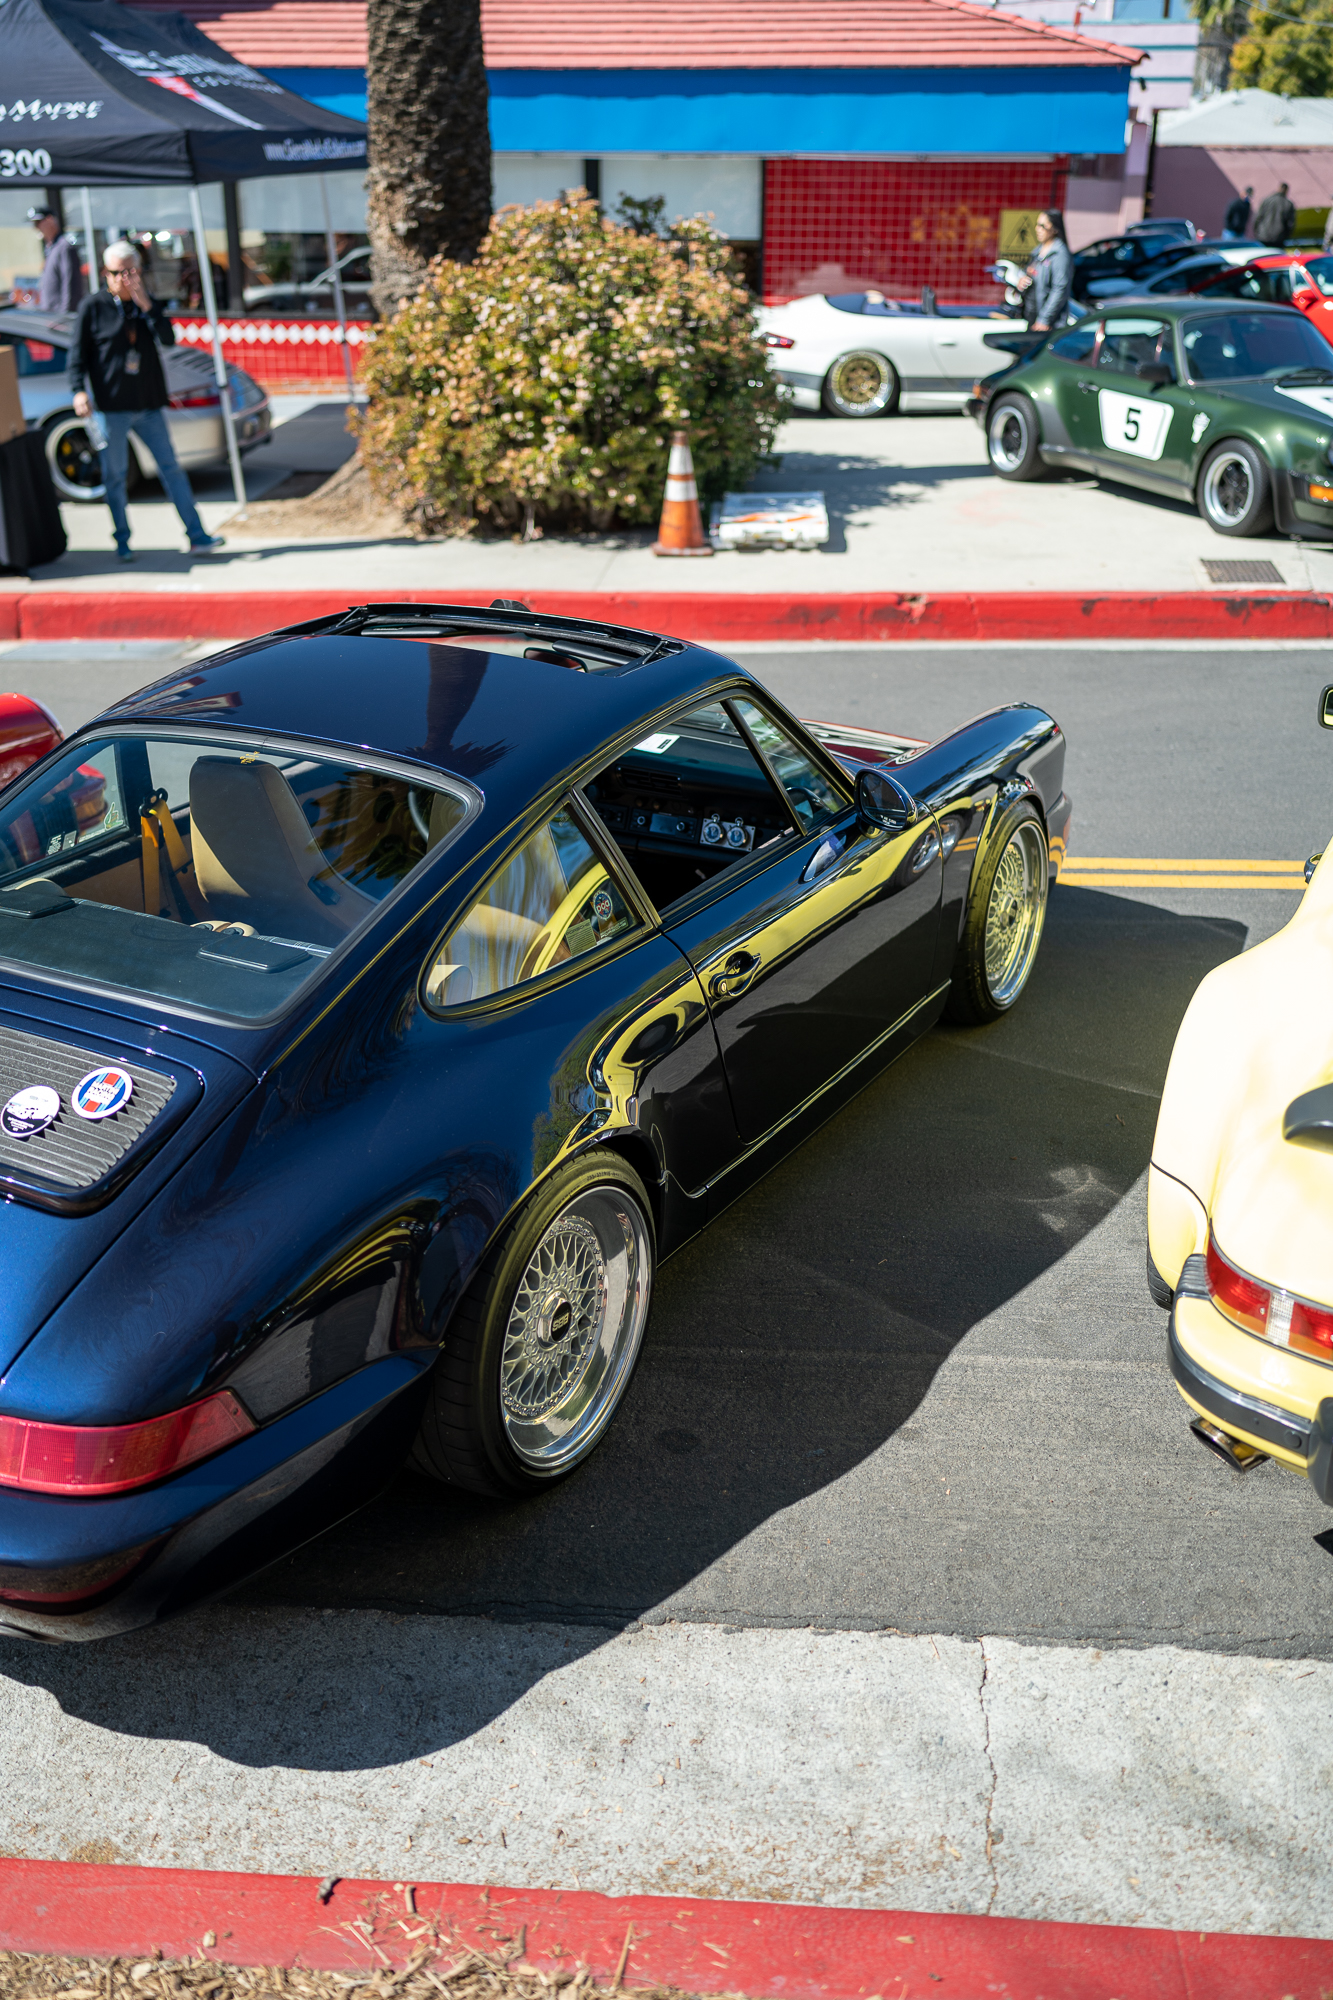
left=1253, top=183, right=1296, bottom=248
left=67, top=239, right=225, bottom=566
left=22, top=206, right=85, bottom=312
left=1223, top=187, right=1253, bottom=240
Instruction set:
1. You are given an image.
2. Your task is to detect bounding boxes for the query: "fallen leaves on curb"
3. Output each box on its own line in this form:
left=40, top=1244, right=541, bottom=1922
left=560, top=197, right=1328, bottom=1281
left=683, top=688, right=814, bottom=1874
left=0, top=1951, right=731, bottom=2000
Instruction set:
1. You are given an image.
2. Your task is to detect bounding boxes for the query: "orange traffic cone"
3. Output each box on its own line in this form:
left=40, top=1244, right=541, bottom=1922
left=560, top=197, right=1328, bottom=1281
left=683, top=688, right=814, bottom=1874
left=652, top=430, right=714, bottom=557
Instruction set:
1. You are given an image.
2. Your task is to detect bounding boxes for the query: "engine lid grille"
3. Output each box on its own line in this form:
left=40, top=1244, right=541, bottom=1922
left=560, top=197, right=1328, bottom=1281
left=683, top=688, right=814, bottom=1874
left=0, top=1025, right=176, bottom=1190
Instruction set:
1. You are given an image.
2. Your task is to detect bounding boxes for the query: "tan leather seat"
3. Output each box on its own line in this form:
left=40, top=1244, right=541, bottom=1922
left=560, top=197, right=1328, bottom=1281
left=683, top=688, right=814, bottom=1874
left=189, top=757, right=375, bottom=943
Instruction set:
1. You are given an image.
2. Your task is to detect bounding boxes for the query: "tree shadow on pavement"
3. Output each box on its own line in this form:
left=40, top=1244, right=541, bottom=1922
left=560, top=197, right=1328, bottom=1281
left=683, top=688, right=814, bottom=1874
left=0, top=888, right=1247, bottom=1768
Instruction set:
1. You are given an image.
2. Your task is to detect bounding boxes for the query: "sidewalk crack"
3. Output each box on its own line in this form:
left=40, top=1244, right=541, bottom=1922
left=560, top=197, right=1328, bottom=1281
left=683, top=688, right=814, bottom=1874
left=979, top=1634, right=999, bottom=1915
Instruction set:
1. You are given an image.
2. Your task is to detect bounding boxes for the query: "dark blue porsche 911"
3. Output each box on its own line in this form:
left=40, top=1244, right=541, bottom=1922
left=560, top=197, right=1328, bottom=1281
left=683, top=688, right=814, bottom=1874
left=0, top=602, right=1069, bottom=1639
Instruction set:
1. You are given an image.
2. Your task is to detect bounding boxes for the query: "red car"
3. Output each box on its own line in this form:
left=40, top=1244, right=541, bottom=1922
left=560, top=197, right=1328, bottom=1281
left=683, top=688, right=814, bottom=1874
left=1196, top=251, right=1333, bottom=351
left=0, top=697, right=106, bottom=866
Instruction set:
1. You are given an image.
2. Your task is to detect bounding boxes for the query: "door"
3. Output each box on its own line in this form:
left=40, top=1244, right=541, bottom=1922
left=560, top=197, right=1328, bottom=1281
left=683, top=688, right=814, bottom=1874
left=930, top=314, right=1012, bottom=397
left=1070, top=315, right=1193, bottom=484
left=582, top=697, right=942, bottom=1148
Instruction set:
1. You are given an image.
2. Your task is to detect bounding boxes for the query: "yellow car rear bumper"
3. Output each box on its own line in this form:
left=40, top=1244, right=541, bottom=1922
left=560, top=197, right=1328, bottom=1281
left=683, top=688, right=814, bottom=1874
left=1170, top=1272, right=1331, bottom=1486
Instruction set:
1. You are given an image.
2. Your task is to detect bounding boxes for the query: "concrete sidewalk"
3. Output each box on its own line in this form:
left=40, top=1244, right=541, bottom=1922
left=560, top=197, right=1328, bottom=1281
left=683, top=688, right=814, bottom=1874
left=14, top=405, right=1333, bottom=599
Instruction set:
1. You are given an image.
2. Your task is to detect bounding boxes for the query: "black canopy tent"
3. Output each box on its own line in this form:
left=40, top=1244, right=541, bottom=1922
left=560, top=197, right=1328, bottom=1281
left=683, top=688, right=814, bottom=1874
left=1, top=0, right=368, bottom=503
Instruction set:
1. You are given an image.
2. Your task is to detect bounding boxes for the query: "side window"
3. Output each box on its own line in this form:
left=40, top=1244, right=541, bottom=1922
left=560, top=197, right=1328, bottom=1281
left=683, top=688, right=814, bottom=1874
left=1048, top=324, right=1097, bottom=363
left=583, top=701, right=797, bottom=914
left=425, top=803, right=639, bottom=1008
left=1098, top=318, right=1167, bottom=374
left=732, top=700, right=850, bottom=835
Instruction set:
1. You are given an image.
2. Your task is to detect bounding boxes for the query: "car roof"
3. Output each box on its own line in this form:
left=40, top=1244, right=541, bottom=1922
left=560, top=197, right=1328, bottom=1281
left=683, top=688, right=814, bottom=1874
left=92, top=608, right=748, bottom=833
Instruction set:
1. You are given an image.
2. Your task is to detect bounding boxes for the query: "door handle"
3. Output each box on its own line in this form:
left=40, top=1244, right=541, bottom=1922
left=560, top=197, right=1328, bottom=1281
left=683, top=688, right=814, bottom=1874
left=710, top=949, right=761, bottom=999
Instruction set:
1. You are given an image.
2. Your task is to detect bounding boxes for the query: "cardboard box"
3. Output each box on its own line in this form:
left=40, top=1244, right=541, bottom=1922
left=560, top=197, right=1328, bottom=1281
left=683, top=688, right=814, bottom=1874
left=0, top=348, right=24, bottom=444
left=709, top=491, right=829, bottom=551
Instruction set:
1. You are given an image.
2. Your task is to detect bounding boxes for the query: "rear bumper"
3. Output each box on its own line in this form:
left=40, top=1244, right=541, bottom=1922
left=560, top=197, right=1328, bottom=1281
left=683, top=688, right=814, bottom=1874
left=0, top=1353, right=429, bottom=1642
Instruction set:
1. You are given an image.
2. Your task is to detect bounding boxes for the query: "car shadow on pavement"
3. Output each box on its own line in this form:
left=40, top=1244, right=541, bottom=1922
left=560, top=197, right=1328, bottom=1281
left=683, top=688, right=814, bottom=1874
left=0, top=885, right=1248, bottom=1772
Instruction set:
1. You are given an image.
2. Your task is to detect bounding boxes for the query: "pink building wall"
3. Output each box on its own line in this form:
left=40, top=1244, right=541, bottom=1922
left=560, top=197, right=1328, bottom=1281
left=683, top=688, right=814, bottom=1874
left=1153, top=147, right=1333, bottom=235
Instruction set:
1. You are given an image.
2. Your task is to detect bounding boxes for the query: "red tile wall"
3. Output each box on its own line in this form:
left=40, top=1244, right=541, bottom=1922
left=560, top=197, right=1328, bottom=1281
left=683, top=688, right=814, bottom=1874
left=763, top=158, right=1069, bottom=303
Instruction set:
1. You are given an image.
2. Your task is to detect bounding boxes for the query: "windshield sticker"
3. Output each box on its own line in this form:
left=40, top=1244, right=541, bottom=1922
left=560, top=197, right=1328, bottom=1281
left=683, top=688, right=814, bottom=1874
left=1276, top=384, right=1333, bottom=420
left=1098, top=389, right=1172, bottom=461
left=1, top=1084, right=60, bottom=1139
left=634, top=734, right=679, bottom=754
left=71, top=1067, right=135, bottom=1122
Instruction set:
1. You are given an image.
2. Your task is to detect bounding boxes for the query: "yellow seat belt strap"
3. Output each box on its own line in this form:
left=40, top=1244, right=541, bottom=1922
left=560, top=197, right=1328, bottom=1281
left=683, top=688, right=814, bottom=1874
left=139, top=810, right=161, bottom=918
left=150, top=800, right=206, bottom=917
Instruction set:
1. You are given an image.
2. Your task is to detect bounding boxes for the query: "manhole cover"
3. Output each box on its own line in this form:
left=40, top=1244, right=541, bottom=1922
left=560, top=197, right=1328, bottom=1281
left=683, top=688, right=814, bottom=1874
left=1202, top=558, right=1286, bottom=584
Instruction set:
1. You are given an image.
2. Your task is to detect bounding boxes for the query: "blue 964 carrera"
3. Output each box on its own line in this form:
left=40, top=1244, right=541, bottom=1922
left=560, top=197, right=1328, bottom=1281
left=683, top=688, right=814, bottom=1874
left=0, top=604, right=1069, bottom=1640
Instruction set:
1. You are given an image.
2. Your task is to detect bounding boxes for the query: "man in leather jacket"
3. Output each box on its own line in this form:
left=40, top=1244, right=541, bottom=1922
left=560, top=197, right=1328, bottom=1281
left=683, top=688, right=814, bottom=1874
left=67, top=239, right=224, bottom=565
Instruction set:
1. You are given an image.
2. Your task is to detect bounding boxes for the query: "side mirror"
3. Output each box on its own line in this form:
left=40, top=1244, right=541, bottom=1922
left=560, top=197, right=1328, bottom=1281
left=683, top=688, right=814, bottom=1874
left=856, top=764, right=919, bottom=831
left=1136, top=362, right=1173, bottom=385
left=1320, top=684, right=1333, bottom=729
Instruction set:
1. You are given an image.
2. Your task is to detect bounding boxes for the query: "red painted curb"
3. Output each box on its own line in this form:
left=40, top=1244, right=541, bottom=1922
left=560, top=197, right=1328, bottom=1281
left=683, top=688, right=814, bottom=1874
left=0, top=1862, right=1330, bottom=1999
left=2, top=588, right=1332, bottom=645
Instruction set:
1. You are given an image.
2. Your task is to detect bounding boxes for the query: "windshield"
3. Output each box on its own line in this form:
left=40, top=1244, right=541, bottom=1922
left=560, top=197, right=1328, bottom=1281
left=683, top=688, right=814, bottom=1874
left=1181, top=311, right=1333, bottom=380
left=0, top=731, right=475, bottom=1022
left=1301, top=256, right=1333, bottom=296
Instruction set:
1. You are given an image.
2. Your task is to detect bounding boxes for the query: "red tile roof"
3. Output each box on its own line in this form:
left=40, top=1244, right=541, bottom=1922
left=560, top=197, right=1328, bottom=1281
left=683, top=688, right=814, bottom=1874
left=127, top=0, right=1136, bottom=71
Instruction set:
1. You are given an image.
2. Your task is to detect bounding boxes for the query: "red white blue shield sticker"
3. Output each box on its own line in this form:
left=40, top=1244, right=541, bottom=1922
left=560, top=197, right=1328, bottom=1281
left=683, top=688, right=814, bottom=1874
left=1, top=1084, right=62, bottom=1138
left=71, top=1067, right=135, bottom=1122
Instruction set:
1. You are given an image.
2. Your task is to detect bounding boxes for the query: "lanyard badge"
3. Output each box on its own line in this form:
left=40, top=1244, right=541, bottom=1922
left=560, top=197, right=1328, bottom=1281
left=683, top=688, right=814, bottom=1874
left=124, top=318, right=141, bottom=376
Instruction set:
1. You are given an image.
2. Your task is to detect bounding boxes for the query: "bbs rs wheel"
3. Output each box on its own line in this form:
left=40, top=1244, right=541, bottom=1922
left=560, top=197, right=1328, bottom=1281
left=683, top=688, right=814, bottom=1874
left=946, top=801, right=1049, bottom=1025
left=822, top=351, right=899, bottom=418
left=987, top=395, right=1045, bottom=481
left=1197, top=439, right=1273, bottom=537
left=410, top=1149, right=655, bottom=1496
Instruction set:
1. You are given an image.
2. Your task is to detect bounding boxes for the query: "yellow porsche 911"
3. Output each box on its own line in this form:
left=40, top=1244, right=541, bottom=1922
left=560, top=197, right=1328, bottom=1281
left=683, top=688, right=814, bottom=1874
left=1149, top=685, right=1333, bottom=1500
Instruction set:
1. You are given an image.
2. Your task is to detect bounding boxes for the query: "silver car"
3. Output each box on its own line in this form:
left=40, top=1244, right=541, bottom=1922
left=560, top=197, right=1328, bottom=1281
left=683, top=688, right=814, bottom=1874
left=0, top=306, right=271, bottom=503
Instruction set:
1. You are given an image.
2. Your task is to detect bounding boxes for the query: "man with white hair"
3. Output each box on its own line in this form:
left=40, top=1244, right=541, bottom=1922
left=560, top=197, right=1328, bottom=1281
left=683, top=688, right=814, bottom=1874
left=67, top=239, right=224, bottom=564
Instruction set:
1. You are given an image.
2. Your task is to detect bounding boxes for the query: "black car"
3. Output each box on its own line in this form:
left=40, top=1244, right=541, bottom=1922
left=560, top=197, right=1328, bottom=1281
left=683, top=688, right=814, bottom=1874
left=0, top=602, right=1068, bottom=1640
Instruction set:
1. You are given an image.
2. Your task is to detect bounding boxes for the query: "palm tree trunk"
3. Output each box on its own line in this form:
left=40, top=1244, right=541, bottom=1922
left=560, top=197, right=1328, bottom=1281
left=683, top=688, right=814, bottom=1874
left=366, top=0, right=492, bottom=315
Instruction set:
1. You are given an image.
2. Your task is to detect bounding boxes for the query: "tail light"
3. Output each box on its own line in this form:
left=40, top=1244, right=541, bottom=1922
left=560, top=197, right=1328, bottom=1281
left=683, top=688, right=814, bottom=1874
left=168, top=389, right=221, bottom=410
left=762, top=333, right=796, bottom=349
left=0, top=1390, right=254, bottom=1496
left=1206, top=1233, right=1333, bottom=1357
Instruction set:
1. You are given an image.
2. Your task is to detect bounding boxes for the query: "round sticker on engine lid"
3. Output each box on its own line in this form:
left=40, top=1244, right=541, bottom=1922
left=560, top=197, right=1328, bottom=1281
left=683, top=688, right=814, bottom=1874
left=1, top=1084, right=61, bottom=1138
left=71, top=1066, right=134, bottom=1121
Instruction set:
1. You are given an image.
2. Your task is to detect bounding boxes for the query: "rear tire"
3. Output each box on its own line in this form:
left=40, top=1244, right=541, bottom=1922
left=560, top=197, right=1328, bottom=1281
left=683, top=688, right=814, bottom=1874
left=1147, top=1246, right=1173, bottom=1310
left=1197, top=439, right=1273, bottom=536
left=946, top=802, right=1049, bottom=1025
left=987, top=395, right=1046, bottom=481
left=43, top=412, right=142, bottom=504
left=410, top=1149, right=655, bottom=1496
left=822, top=351, right=899, bottom=418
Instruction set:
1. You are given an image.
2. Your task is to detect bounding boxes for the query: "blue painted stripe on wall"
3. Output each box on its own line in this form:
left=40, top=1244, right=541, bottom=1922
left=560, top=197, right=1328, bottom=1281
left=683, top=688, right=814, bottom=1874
left=268, top=64, right=1131, bottom=156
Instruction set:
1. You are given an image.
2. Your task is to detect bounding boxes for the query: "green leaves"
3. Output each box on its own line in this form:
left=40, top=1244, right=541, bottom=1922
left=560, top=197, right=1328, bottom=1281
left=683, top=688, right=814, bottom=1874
left=355, top=194, right=784, bottom=536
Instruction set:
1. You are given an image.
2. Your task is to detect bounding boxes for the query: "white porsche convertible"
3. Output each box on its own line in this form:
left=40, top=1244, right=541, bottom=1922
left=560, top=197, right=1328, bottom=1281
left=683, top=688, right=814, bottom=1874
left=756, top=291, right=1010, bottom=418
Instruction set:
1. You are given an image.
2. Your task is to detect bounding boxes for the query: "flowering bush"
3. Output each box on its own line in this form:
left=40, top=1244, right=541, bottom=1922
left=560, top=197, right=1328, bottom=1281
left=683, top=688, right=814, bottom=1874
left=354, top=195, right=784, bottom=535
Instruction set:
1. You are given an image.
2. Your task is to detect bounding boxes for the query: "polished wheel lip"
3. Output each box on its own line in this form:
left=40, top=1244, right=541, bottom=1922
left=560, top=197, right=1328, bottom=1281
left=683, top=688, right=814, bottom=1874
left=828, top=351, right=894, bottom=416
left=988, top=401, right=1030, bottom=473
left=499, top=1183, right=653, bottom=1473
left=1202, top=448, right=1254, bottom=526
left=46, top=416, right=106, bottom=503
left=983, top=820, right=1048, bottom=1006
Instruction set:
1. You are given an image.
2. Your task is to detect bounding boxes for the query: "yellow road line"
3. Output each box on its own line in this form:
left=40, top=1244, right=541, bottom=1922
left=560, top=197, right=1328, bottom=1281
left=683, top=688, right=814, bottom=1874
left=1060, top=857, right=1306, bottom=891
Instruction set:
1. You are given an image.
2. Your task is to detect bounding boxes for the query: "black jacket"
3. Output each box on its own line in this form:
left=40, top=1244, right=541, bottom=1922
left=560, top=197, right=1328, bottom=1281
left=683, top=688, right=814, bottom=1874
left=1224, top=194, right=1252, bottom=235
left=67, top=289, right=174, bottom=412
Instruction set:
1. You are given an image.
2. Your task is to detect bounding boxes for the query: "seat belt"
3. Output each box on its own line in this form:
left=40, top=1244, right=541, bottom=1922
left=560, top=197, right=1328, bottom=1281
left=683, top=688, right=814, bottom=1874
left=140, top=792, right=206, bottom=920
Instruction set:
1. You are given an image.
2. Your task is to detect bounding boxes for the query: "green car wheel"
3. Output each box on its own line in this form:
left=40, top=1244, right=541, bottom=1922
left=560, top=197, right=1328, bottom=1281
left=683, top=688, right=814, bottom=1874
left=1197, top=438, right=1274, bottom=538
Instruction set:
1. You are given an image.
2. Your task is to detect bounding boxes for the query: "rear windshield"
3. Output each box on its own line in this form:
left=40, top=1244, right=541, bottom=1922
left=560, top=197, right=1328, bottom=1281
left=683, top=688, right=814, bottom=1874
left=1181, top=311, right=1333, bottom=380
left=0, top=731, right=475, bottom=1022
left=1302, top=255, right=1333, bottom=296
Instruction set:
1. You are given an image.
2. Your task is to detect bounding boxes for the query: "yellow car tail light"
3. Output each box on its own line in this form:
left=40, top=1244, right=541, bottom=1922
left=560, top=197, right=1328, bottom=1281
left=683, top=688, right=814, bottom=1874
left=1206, top=1232, right=1333, bottom=1357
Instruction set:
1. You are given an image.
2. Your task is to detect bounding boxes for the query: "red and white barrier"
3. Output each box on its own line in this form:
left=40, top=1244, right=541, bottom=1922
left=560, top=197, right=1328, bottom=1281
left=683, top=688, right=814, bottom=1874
left=170, top=317, right=373, bottom=389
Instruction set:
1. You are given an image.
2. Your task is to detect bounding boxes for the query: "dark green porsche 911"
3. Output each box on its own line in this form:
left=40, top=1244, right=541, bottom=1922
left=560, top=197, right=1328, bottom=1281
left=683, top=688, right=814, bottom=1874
left=969, top=298, right=1333, bottom=538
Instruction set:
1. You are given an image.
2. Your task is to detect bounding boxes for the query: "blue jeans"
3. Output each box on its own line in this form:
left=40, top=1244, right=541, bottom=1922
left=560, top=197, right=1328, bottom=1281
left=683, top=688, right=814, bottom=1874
left=97, top=406, right=208, bottom=551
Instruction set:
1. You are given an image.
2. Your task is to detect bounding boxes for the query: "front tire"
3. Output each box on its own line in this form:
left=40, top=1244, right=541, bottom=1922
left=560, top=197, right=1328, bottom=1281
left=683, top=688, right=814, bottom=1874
left=987, top=395, right=1045, bottom=481
left=946, top=802, right=1049, bottom=1025
left=1197, top=439, right=1273, bottom=536
left=410, top=1149, right=655, bottom=1496
left=822, top=351, right=899, bottom=418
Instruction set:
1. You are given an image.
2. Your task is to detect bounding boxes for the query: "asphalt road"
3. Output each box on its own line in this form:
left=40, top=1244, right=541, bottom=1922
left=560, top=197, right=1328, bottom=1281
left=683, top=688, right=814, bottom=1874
left=2, top=641, right=1331, bottom=1658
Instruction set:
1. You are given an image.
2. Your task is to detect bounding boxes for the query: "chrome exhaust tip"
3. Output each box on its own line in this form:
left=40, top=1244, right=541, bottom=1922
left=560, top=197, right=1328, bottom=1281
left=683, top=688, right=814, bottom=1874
left=1190, top=1417, right=1269, bottom=1474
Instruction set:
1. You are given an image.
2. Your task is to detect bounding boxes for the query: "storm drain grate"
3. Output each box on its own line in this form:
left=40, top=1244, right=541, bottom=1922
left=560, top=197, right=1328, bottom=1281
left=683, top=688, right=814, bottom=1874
left=1201, top=558, right=1286, bottom=585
